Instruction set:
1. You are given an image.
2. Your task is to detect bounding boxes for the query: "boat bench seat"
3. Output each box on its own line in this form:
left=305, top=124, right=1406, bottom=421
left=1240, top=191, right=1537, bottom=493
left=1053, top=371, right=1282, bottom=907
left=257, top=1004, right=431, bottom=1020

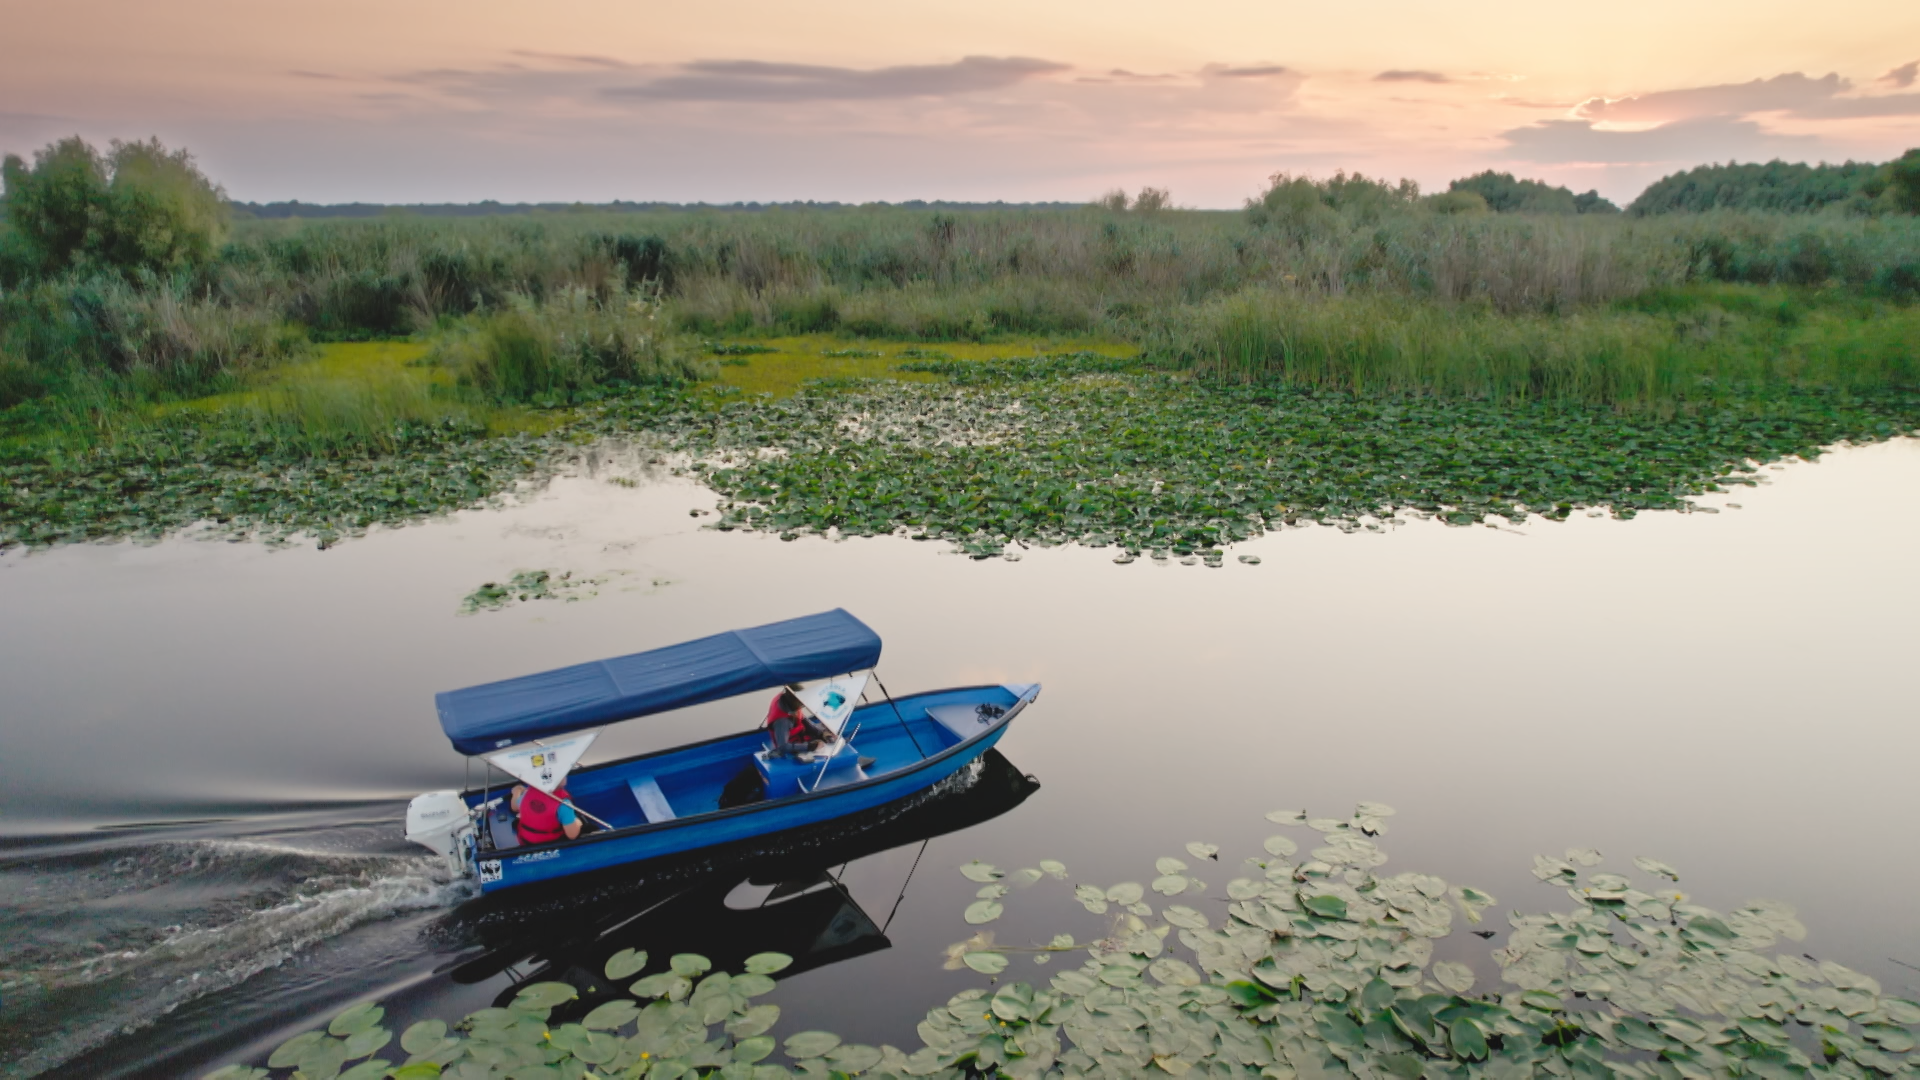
left=629, top=777, right=676, bottom=823
left=926, top=703, right=1002, bottom=743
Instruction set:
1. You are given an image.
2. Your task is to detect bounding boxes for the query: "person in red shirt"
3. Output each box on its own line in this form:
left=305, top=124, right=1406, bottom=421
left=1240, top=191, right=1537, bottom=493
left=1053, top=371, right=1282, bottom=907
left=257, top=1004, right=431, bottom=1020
left=765, top=687, right=836, bottom=758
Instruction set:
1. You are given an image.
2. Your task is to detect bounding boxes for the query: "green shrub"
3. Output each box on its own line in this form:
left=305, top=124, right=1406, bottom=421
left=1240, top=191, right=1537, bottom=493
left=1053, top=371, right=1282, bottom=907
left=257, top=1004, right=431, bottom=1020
left=0, top=136, right=228, bottom=279
left=436, top=287, right=710, bottom=401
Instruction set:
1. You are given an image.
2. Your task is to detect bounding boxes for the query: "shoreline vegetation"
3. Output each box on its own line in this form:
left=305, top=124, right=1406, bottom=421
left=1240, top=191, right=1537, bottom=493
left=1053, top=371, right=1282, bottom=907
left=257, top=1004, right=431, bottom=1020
left=3, top=139, right=1919, bottom=553
left=202, top=805, right=1920, bottom=1080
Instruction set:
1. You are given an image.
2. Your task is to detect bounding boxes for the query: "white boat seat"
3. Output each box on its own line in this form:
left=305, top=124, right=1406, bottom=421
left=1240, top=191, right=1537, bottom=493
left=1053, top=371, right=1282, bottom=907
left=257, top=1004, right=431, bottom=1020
left=926, top=703, right=1002, bottom=742
left=630, top=777, right=676, bottom=823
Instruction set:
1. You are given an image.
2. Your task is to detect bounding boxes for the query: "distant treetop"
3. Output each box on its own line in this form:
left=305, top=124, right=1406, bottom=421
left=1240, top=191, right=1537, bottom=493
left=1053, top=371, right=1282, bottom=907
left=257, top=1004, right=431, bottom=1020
left=1626, top=158, right=1897, bottom=216
left=1445, top=171, right=1619, bottom=215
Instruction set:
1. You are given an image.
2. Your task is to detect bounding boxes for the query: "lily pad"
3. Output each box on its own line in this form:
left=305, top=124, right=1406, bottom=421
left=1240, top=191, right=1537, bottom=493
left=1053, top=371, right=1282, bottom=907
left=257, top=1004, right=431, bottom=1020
left=1184, top=842, right=1219, bottom=861
left=964, top=951, right=1010, bottom=975
left=964, top=900, right=1005, bottom=924
left=960, top=861, right=1004, bottom=882
left=604, top=947, right=648, bottom=980
left=784, top=1031, right=843, bottom=1060
left=328, top=1003, right=384, bottom=1038
left=742, top=951, right=793, bottom=975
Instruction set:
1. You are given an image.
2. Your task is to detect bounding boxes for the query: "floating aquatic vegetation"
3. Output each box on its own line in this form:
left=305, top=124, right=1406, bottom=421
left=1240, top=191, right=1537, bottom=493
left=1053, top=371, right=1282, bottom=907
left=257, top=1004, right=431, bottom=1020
left=9, top=350, right=1920, bottom=557
left=202, top=805, right=1920, bottom=1080
left=706, top=343, right=781, bottom=356
left=459, top=569, right=612, bottom=614
left=626, top=353, right=1920, bottom=557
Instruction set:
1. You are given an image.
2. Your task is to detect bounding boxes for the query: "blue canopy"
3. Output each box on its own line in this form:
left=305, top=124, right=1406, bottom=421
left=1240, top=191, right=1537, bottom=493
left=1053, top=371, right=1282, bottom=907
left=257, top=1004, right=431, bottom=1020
left=436, top=609, right=883, bottom=755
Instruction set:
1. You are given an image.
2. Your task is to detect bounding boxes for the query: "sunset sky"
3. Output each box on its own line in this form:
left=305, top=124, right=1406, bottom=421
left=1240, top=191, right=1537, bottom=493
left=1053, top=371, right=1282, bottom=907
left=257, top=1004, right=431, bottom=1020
left=2, top=0, right=1917, bottom=207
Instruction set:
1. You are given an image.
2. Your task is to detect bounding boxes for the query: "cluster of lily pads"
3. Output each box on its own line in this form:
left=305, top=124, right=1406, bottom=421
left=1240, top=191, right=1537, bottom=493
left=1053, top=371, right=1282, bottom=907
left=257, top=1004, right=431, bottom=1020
left=0, top=414, right=558, bottom=550
left=619, top=354, right=1920, bottom=559
left=7, top=351, right=1919, bottom=557
left=199, top=804, right=1918, bottom=1079
left=932, top=804, right=1918, bottom=1077
left=459, top=570, right=610, bottom=614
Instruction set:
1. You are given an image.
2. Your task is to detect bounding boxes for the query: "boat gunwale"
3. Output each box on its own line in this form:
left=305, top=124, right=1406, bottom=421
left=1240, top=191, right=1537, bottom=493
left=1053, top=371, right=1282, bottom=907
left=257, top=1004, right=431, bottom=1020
left=464, top=684, right=1031, bottom=861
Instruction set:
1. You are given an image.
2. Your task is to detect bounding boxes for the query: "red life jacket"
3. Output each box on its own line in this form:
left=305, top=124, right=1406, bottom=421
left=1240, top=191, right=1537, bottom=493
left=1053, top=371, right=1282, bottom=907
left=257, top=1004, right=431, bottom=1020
left=516, top=785, right=572, bottom=845
left=766, top=697, right=810, bottom=744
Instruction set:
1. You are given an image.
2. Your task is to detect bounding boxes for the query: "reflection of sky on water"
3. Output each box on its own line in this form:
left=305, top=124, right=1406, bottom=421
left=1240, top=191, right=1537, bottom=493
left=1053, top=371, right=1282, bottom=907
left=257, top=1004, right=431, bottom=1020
left=3, top=436, right=1919, bottom=1058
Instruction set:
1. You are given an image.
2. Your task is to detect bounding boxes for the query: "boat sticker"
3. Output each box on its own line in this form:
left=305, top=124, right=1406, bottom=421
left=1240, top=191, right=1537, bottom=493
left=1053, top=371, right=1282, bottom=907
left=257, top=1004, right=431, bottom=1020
left=515, top=849, right=560, bottom=864
left=483, top=730, right=600, bottom=795
left=796, top=672, right=871, bottom=734
left=479, top=859, right=503, bottom=883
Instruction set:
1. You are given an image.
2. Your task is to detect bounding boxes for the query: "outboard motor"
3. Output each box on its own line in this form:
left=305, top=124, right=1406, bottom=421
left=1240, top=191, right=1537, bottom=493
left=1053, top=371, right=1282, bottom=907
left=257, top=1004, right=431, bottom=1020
left=406, top=791, right=476, bottom=876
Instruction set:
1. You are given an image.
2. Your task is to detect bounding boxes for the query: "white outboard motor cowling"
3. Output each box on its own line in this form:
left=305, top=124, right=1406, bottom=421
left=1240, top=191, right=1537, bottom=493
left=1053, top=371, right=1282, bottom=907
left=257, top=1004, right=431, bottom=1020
left=406, top=790, right=476, bottom=876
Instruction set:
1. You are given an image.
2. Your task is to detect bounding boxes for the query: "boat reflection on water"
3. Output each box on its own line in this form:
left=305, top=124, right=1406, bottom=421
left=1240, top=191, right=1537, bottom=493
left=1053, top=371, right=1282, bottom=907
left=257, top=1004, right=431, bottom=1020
left=442, top=748, right=1039, bottom=1019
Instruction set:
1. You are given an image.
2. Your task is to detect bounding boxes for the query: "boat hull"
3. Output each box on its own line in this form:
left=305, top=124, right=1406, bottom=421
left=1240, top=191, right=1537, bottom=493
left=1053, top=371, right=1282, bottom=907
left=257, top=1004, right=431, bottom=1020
left=467, top=683, right=1035, bottom=892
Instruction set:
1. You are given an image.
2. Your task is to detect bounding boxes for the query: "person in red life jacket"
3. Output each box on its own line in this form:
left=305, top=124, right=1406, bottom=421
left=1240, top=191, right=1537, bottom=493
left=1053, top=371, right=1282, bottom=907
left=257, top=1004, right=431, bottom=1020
left=509, top=783, right=581, bottom=845
left=765, top=686, right=837, bottom=759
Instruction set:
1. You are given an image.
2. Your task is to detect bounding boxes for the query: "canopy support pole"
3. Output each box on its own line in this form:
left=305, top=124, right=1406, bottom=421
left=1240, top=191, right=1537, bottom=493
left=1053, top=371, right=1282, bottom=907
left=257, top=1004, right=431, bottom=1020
left=872, top=671, right=927, bottom=760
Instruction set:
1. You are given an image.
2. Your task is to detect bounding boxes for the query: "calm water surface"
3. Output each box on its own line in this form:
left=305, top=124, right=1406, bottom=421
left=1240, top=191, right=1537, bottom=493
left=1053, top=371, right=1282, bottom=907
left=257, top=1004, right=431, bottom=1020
left=3, top=438, right=1918, bottom=1076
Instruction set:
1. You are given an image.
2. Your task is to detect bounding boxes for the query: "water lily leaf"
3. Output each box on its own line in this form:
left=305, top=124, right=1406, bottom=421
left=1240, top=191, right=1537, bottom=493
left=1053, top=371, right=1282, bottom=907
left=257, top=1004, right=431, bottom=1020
left=337, top=1062, right=391, bottom=1080
left=513, top=982, right=578, bottom=1010
left=744, top=952, right=793, bottom=975
left=1264, top=835, right=1299, bottom=858
left=1450, top=1018, right=1489, bottom=1060
left=1008, top=868, right=1045, bottom=886
left=1565, top=847, right=1603, bottom=867
left=604, top=948, right=648, bottom=980
left=1106, top=882, right=1144, bottom=905
left=1432, top=961, right=1475, bottom=994
left=727, top=1003, right=781, bottom=1038
left=342, top=1026, right=391, bottom=1059
left=1633, top=856, right=1681, bottom=881
left=1074, top=884, right=1109, bottom=913
left=1152, top=875, right=1189, bottom=896
left=785, top=1031, right=843, bottom=1060
left=1050, top=933, right=1076, bottom=948
left=960, top=861, right=1004, bottom=882
left=1155, top=857, right=1188, bottom=875
left=1149, top=958, right=1202, bottom=986
left=388, top=1065, right=441, bottom=1080
left=976, top=883, right=1009, bottom=899
left=270, top=1032, right=328, bottom=1069
left=732, top=973, right=777, bottom=997
left=1356, top=801, right=1396, bottom=818
left=398, top=1021, right=447, bottom=1057
left=582, top=1000, right=639, bottom=1031
left=1039, top=859, right=1068, bottom=879
left=1163, top=905, right=1209, bottom=930
left=965, top=900, right=1004, bottom=924
left=964, top=952, right=1009, bottom=975
left=1265, top=810, right=1306, bottom=826
left=734, top=1036, right=776, bottom=1063
left=630, top=973, right=690, bottom=1000
left=329, top=1003, right=384, bottom=1037
left=1302, top=894, right=1348, bottom=920
left=828, top=1044, right=885, bottom=1072
left=1184, top=842, right=1219, bottom=861
left=660, top=954, right=708, bottom=978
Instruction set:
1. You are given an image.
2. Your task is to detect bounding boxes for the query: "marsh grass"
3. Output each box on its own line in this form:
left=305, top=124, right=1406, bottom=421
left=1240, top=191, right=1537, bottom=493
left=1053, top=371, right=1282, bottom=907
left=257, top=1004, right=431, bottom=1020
left=1169, top=286, right=1920, bottom=404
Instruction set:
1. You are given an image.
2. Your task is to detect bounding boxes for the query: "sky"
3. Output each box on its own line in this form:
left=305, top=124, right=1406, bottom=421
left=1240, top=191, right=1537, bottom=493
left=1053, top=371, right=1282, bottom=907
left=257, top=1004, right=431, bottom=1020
left=1, top=0, right=1917, bottom=208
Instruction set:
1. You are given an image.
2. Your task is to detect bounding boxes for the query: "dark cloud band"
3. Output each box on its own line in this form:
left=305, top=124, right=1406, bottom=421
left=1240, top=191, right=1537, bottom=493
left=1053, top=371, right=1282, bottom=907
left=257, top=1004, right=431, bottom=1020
left=603, top=56, right=1069, bottom=102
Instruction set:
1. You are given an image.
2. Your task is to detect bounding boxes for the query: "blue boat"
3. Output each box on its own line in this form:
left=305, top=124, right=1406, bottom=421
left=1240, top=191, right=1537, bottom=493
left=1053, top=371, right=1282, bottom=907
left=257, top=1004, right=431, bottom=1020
left=404, top=609, right=1040, bottom=893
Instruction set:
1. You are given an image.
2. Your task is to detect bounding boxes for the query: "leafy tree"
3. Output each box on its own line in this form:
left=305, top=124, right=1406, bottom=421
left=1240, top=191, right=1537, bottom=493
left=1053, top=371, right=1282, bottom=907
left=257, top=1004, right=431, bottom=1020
left=1887, top=148, right=1920, bottom=214
left=1627, top=159, right=1883, bottom=215
left=0, top=136, right=228, bottom=278
left=1446, top=171, right=1618, bottom=214
left=1246, top=171, right=1419, bottom=230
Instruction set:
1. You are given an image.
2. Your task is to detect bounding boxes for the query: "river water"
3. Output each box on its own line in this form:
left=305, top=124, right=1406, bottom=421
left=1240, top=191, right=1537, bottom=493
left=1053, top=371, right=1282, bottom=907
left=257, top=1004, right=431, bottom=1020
left=3, top=438, right=1918, bottom=1076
